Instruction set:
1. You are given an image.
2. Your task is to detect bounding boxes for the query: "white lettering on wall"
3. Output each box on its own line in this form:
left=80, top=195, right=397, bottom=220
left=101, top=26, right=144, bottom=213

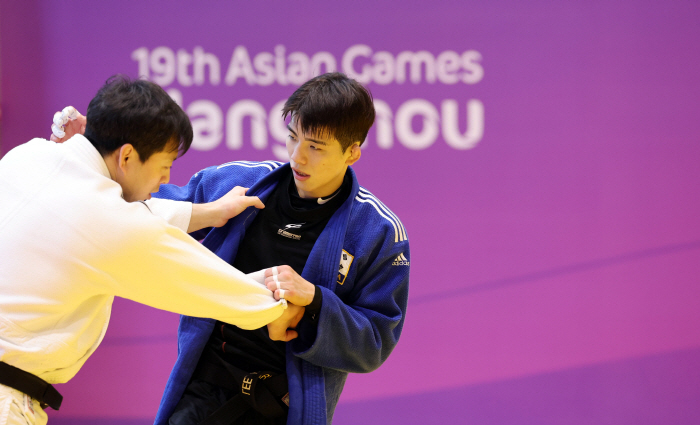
left=193, top=47, right=221, bottom=85
left=225, top=46, right=257, bottom=85
left=226, top=100, right=268, bottom=150
left=341, top=45, right=483, bottom=85
left=268, top=99, right=290, bottom=160
left=442, top=99, right=484, bottom=149
left=342, top=44, right=373, bottom=84
left=395, top=99, right=440, bottom=150
left=188, top=100, right=223, bottom=151
left=150, top=47, right=176, bottom=86
left=167, top=92, right=484, bottom=158
left=133, top=45, right=483, bottom=87
left=139, top=44, right=486, bottom=155
left=373, top=99, right=394, bottom=149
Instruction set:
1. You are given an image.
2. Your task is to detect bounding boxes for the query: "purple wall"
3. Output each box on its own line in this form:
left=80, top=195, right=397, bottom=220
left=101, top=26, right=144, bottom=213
left=2, top=1, right=700, bottom=423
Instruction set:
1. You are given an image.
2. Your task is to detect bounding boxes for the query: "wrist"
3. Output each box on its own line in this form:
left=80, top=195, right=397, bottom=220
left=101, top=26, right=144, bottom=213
left=303, top=286, right=322, bottom=323
left=303, top=282, right=317, bottom=306
left=188, top=202, right=218, bottom=232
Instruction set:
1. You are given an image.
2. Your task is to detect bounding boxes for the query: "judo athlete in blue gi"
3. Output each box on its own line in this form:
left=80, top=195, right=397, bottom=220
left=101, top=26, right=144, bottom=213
left=148, top=73, right=410, bottom=425
left=52, top=73, right=409, bottom=425
left=155, top=73, right=410, bottom=425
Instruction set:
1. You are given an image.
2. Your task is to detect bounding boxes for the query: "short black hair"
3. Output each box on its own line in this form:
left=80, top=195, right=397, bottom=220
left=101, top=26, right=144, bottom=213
left=282, top=72, right=375, bottom=152
left=84, top=75, right=192, bottom=161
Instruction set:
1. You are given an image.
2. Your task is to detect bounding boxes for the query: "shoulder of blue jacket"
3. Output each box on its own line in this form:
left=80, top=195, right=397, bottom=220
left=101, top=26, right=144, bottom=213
left=353, top=187, right=408, bottom=244
left=193, top=160, right=284, bottom=179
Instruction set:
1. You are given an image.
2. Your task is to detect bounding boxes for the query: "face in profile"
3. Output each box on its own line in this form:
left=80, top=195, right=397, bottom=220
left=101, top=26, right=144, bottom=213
left=117, top=142, right=178, bottom=202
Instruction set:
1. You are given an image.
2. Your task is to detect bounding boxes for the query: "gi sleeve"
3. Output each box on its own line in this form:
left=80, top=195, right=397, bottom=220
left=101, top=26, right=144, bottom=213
left=290, top=239, right=410, bottom=373
left=153, top=165, right=261, bottom=240
left=142, top=198, right=192, bottom=232
left=101, top=206, right=285, bottom=330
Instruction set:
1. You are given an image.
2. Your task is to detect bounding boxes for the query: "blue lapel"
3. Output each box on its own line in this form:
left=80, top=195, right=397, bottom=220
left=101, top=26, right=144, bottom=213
left=299, top=167, right=360, bottom=291
left=286, top=167, right=360, bottom=425
left=201, top=163, right=291, bottom=263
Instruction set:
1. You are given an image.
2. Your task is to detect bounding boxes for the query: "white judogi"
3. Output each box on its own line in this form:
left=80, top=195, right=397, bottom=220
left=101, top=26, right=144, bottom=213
left=0, top=384, right=47, bottom=425
left=0, top=135, right=284, bottom=423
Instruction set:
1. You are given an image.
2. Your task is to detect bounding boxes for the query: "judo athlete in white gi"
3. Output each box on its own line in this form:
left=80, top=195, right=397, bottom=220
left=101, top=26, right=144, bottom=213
left=0, top=76, right=304, bottom=425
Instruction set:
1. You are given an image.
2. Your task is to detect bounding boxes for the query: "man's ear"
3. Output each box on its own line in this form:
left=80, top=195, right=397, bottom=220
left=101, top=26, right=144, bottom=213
left=346, top=143, right=362, bottom=166
left=117, top=144, right=136, bottom=172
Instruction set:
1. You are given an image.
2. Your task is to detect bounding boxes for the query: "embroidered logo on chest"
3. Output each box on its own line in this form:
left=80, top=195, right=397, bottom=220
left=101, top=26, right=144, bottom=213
left=277, top=222, right=305, bottom=240
left=337, top=249, right=355, bottom=285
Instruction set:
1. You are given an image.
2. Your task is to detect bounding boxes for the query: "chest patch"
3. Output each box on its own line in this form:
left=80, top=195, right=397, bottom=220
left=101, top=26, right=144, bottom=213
left=337, top=249, right=354, bottom=285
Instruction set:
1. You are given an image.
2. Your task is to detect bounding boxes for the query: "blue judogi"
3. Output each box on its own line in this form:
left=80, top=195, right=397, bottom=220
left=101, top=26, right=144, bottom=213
left=153, top=161, right=410, bottom=425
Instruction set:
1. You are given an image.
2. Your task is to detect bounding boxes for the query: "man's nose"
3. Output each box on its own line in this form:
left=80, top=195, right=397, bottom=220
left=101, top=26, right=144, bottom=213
left=291, top=144, right=306, bottom=164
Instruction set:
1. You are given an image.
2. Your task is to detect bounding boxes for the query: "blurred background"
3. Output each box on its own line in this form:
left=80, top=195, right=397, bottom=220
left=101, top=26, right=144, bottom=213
left=1, top=1, right=699, bottom=424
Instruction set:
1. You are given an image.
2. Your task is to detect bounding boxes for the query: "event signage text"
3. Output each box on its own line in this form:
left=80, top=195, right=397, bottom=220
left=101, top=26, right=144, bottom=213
left=132, top=44, right=484, bottom=159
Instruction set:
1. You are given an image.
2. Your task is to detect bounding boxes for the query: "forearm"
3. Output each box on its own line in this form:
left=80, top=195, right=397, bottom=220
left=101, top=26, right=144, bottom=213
left=142, top=197, right=224, bottom=234
left=143, top=198, right=192, bottom=232
left=110, top=223, right=285, bottom=329
left=188, top=202, right=219, bottom=233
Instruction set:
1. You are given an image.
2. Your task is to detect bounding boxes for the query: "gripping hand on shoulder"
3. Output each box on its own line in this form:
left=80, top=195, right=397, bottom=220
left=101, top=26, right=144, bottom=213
left=50, top=106, right=86, bottom=143
left=188, top=186, right=264, bottom=233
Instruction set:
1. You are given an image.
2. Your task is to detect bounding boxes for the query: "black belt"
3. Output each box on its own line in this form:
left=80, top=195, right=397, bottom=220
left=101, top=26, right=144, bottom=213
left=198, top=371, right=288, bottom=425
left=0, top=362, right=63, bottom=410
left=194, top=352, right=288, bottom=425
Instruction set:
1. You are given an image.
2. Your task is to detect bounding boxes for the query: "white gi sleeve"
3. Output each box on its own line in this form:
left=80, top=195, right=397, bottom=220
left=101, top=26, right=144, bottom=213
left=101, top=207, right=284, bottom=330
left=143, top=198, right=192, bottom=232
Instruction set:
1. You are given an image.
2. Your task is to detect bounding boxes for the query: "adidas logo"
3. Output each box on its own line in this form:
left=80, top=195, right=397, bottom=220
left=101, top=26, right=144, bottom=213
left=392, top=253, right=410, bottom=266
